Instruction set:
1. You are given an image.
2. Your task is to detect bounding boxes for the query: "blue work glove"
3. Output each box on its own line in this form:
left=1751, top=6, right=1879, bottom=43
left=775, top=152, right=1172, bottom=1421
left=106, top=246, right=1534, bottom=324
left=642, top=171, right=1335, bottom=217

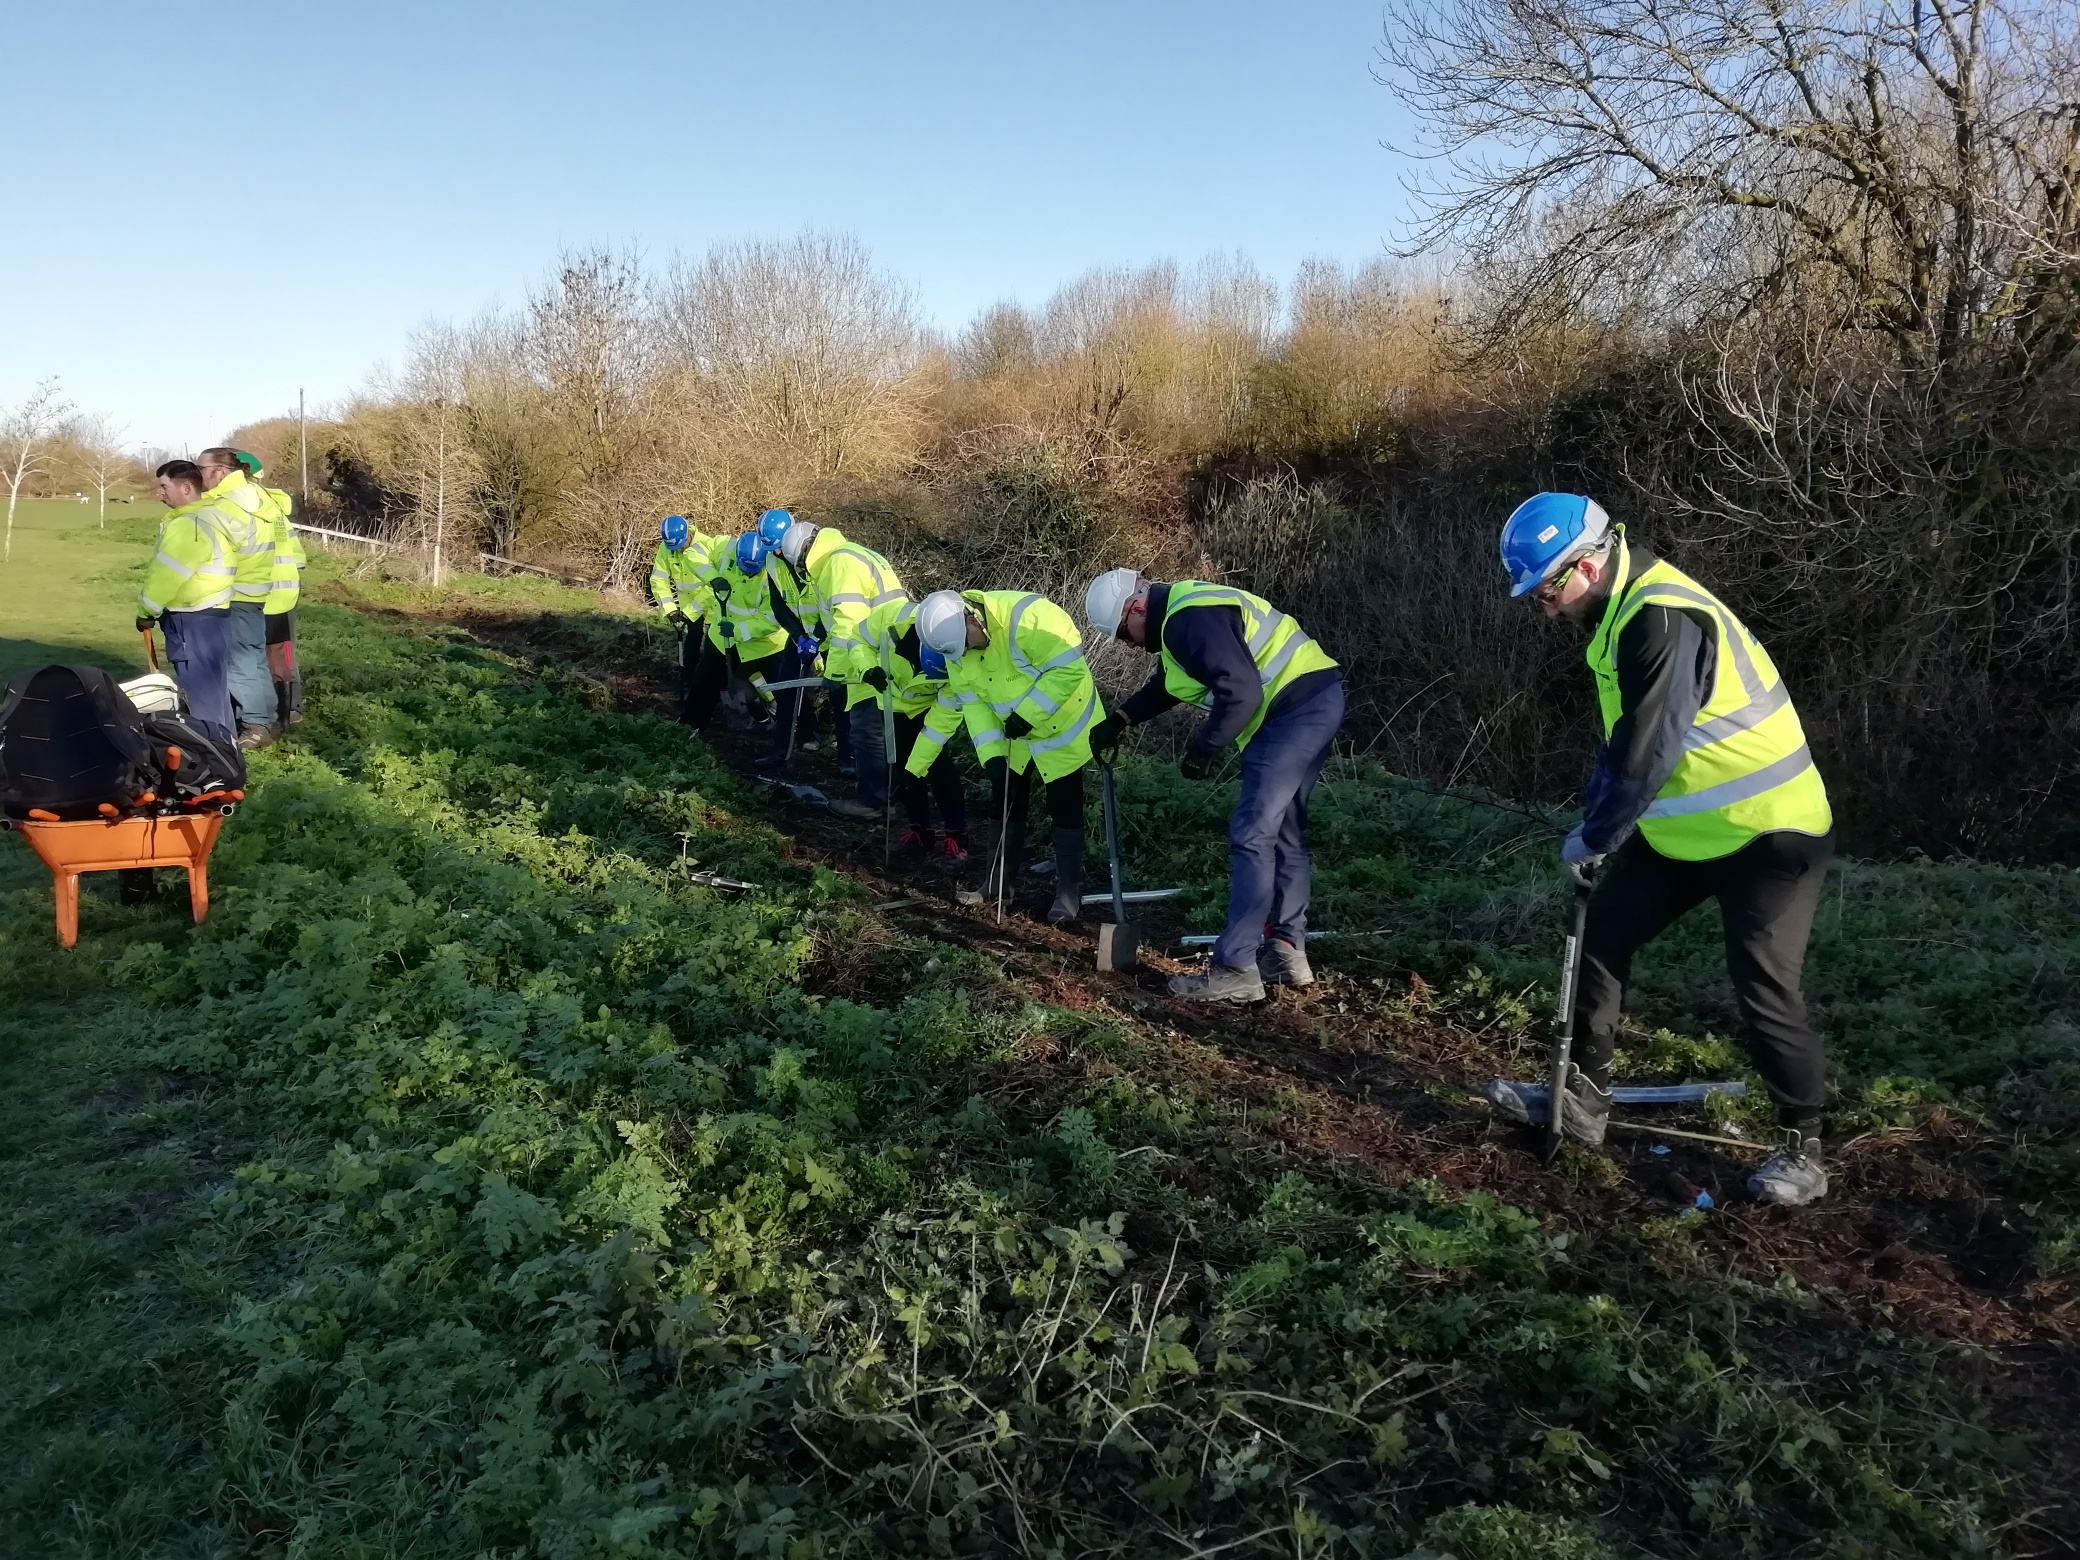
left=1561, top=825, right=1606, bottom=871
left=1179, top=746, right=1217, bottom=781
left=795, top=636, right=819, bottom=658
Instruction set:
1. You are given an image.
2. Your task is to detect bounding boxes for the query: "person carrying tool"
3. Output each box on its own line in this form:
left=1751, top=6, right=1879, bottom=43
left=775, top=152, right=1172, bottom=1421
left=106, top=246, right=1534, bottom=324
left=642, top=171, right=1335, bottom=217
left=854, top=596, right=969, bottom=869
left=911, top=588, right=1101, bottom=920
left=648, top=514, right=718, bottom=724
left=1486, top=493, right=1835, bottom=1208
left=774, top=514, right=908, bottom=821
left=1084, top=570, right=1343, bottom=1001
left=136, top=460, right=241, bottom=743
left=230, top=451, right=308, bottom=729
left=196, top=446, right=281, bottom=749
left=755, top=506, right=848, bottom=772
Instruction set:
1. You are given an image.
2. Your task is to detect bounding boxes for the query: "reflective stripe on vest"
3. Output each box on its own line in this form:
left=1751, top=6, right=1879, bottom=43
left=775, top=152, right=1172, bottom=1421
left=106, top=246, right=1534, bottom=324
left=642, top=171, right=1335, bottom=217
left=1587, top=538, right=1831, bottom=860
left=1157, top=581, right=1338, bottom=748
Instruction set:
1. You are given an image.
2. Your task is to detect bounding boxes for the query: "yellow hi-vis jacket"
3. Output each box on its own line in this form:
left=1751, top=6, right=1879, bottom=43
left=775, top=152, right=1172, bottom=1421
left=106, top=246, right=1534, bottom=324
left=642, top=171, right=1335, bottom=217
left=1588, top=535, right=1832, bottom=860
left=802, top=527, right=907, bottom=706
left=855, top=598, right=949, bottom=718
left=701, top=547, right=789, bottom=661
left=649, top=535, right=720, bottom=624
left=200, top=472, right=277, bottom=605
left=1158, top=581, right=1339, bottom=749
left=907, top=590, right=1103, bottom=784
left=139, top=497, right=240, bottom=616
left=265, top=488, right=304, bottom=614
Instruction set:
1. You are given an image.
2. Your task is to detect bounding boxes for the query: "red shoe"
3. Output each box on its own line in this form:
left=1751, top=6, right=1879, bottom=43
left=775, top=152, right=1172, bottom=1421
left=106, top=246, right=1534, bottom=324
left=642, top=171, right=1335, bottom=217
left=896, top=828, right=930, bottom=862
left=932, top=834, right=972, bottom=874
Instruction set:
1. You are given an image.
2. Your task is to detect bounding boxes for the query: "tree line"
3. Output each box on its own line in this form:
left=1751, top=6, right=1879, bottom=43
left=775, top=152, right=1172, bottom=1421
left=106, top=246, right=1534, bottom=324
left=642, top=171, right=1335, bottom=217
left=221, top=0, right=2076, bottom=857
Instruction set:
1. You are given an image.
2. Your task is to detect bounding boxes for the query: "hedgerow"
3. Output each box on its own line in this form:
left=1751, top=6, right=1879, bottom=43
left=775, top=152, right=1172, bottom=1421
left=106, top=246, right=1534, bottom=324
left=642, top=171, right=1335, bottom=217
left=104, top=599, right=2020, bottom=1556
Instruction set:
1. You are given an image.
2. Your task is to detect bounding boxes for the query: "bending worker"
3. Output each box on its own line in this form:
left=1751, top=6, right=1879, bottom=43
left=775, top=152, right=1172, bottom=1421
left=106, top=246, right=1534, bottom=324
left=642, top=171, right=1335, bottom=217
left=911, top=588, right=1101, bottom=922
left=136, top=460, right=240, bottom=744
left=1487, top=493, right=1834, bottom=1208
left=855, top=596, right=970, bottom=869
left=774, top=514, right=908, bottom=821
left=686, top=529, right=820, bottom=763
left=648, top=514, right=717, bottom=724
left=1084, top=570, right=1342, bottom=1001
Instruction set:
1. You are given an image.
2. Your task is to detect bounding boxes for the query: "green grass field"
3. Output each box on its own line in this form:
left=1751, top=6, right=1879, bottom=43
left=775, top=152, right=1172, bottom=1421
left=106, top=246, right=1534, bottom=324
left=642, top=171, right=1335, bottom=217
left=0, top=495, right=163, bottom=685
left=3, top=533, right=2077, bottom=1557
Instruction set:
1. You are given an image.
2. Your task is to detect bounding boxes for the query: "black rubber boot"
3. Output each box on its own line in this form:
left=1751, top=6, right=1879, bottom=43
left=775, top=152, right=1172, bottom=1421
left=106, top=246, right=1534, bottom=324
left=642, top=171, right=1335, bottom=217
left=1047, top=827, right=1083, bottom=924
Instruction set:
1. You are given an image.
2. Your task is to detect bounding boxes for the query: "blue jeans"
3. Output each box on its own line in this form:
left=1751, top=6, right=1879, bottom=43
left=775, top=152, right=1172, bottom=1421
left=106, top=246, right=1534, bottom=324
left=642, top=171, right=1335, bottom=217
left=162, top=609, right=234, bottom=744
left=1213, top=678, right=1345, bottom=972
left=226, top=601, right=275, bottom=730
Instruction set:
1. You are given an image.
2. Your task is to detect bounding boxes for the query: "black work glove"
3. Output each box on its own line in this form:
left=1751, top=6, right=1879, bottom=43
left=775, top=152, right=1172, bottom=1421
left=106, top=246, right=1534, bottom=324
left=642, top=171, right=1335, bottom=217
left=1089, top=713, right=1127, bottom=759
left=860, top=666, right=889, bottom=692
left=665, top=609, right=691, bottom=632
left=1180, top=745, right=1218, bottom=781
left=1004, top=712, right=1033, bottom=740
left=135, top=616, right=156, bottom=634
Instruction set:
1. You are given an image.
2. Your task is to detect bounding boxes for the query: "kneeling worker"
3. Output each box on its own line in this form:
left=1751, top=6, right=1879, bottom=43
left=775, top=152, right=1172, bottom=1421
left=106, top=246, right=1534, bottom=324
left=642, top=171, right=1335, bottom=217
left=1084, top=570, right=1342, bottom=1001
left=911, top=588, right=1103, bottom=921
left=1488, top=493, right=1834, bottom=1207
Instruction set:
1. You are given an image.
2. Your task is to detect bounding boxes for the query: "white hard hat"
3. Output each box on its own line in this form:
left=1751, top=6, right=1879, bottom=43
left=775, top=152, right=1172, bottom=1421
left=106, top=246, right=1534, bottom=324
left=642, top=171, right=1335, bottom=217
left=1084, top=568, right=1143, bottom=639
left=917, top=590, right=971, bottom=658
left=778, top=518, right=816, bottom=567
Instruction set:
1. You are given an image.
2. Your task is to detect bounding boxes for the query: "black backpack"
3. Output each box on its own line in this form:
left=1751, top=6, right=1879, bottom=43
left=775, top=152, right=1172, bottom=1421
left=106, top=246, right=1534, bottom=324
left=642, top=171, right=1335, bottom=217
left=0, top=664, right=161, bottom=820
left=140, top=711, right=247, bottom=806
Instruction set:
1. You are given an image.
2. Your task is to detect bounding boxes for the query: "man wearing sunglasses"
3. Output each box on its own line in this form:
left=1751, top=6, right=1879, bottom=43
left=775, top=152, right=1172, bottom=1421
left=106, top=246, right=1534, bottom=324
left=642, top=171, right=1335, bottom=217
left=1490, top=493, right=1835, bottom=1207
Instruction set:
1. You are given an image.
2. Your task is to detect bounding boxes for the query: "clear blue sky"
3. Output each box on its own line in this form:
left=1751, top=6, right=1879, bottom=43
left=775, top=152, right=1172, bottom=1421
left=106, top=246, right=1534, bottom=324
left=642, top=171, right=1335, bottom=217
left=0, top=1, right=1416, bottom=453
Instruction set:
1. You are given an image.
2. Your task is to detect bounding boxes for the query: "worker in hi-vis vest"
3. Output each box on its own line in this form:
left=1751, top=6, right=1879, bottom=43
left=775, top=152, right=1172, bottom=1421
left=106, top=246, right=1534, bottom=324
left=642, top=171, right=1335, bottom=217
left=1485, top=493, right=1834, bottom=1208
left=648, top=514, right=721, bottom=724
left=910, top=588, right=1102, bottom=921
left=136, top=459, right=241, bottom=744
left=1084, top=570, right=1343, bottom=1003
left=228, top=451, right=307, bottom=730
left=196, top=446, right=280, bottom=748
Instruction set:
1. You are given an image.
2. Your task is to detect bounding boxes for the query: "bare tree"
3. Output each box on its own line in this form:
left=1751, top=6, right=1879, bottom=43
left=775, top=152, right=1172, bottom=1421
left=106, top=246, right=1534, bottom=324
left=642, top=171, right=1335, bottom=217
left=70, top=414, right=132, bottom=528
left=1, top=378, right=74, bottom=562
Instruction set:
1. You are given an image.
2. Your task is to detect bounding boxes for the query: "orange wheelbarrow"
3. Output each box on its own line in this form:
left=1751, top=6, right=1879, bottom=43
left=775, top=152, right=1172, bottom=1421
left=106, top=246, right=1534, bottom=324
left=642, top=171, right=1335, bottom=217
left=9, top=810, right=227, bottom=949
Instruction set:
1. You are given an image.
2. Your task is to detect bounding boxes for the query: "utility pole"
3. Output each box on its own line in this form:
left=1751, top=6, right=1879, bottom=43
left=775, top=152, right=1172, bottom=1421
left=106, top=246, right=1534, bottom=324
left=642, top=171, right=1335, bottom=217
left=431, top=400, right=446, bottom=589
left=298, top=388, right=308, bottom=508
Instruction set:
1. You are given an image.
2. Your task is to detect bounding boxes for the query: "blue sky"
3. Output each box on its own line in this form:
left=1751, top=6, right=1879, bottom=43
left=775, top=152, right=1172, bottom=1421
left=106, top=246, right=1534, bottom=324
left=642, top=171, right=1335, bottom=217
left=0, top=1, right=1417, bottom=452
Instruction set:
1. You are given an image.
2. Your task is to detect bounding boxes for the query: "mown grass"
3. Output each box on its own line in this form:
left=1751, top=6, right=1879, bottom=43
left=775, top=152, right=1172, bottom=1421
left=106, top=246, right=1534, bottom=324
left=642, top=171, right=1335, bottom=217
left=0, top=495, right=162, bottom=684
left=2, top=545, right=2069, bottom=1556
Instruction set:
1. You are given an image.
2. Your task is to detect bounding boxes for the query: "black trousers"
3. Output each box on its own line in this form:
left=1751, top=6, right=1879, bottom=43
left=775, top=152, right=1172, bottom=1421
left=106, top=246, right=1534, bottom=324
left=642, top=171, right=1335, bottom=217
left=894, top=712, right=967, bottom=837
left=684, top=640, right=782, bottom=731
left=1576, top=828, right=1833, bottom=1122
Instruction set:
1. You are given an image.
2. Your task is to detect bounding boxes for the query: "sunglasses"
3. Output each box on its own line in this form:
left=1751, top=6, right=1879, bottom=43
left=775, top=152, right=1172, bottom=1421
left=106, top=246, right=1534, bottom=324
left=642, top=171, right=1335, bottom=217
left=1530, top=562, right=1579, bottom=604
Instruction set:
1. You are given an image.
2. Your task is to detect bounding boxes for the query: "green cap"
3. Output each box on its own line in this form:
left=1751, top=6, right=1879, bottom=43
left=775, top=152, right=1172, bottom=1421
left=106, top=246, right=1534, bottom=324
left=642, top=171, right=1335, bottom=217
left=234, top=449, right=264, bottom=477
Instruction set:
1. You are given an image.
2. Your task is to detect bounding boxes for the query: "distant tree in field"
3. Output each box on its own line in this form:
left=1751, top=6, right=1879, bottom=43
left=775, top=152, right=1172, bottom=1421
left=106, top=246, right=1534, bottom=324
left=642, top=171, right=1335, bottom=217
left=69, top=415, right=132, bottom=528
left=1, top=378, right=74, bottom=563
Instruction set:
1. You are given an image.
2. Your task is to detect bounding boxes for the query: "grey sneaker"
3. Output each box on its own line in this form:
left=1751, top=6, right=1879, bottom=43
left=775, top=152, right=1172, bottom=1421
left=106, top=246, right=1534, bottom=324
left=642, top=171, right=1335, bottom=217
left=1169, top=964, right=1266, bottom=1003
left=1482, top=1072, right=1612, bottom=1146
left=1258, top=938, right=1314, bottom=986
left=1748, top=1132, right=1828, bottom=1206
left=827, top=796, right=882, bottom=821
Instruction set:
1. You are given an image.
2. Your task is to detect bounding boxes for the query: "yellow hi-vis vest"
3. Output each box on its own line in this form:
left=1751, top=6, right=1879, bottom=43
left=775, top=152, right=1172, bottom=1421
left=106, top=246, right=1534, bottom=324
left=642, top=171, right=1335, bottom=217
left=1587, top=536, right=1832, bottom=860
left=649, top=536, right=718, bottom=622
left=804, top=527, right=907, bottom=707
left=702, top=550, right=788, bottom=660
left=909, top=590, right=1103, bottom=785
left=857, top=599, right=949, bottom=718
left=1158, top=581, right=1338, bottom=749
left=201, top=472, right=276, bottom=604
left=138, top=498, right=240, bottom=615
left=255, top=486, right=302, bottom=614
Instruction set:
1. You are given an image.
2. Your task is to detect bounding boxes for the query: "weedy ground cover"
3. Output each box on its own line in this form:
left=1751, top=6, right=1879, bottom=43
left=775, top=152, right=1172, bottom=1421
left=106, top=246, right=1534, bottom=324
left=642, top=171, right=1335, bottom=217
left=2, top=556, right=2072, bottom=1557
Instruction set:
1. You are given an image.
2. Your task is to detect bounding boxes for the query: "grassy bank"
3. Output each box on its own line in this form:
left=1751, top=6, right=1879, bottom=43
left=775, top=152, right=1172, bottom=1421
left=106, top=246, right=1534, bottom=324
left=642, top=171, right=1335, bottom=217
left=2, top=548, right=2074, bottom=1555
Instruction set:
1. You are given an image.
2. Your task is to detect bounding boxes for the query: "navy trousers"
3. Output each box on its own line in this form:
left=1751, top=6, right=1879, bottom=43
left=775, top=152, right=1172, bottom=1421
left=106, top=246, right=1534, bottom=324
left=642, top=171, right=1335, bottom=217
left=1212, top=678, right=1345, bottom=972
left=161, top=609, right=235, bottom=744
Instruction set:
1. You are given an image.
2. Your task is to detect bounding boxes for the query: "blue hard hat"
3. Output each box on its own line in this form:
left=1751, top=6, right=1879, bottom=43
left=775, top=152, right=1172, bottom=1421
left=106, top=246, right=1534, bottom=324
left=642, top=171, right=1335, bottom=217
left=735, top=531, right=771, bottom=574
left=1500, top=493, right=1611, bottom=597
left=755, top=508, right=794, bottom=546
left=917, top=644, right=948, bottom=681
left=661, top=514, right=690, bottom=551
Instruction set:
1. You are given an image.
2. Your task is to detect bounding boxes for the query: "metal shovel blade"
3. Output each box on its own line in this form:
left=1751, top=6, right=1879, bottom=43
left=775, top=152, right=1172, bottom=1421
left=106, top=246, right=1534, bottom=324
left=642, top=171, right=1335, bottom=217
left=1096, top=921, right=1140, bottom=972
